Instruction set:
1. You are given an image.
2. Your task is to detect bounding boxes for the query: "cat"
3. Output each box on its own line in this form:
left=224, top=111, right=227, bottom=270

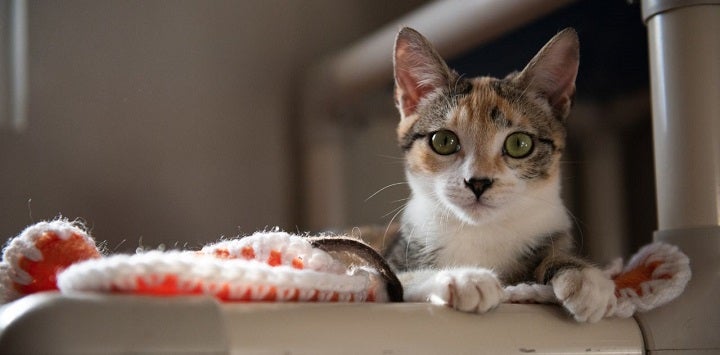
left=383, top=27, right=616, bottom=323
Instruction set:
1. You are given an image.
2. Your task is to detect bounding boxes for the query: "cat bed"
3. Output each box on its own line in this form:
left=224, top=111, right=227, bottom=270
left=0, top=219, right=690, bottom=320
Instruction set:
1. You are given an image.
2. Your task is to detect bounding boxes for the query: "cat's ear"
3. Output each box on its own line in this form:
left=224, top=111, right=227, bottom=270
left=393, top=27, right=454, bottom=119
left=513, top=28, right=579, bottom=121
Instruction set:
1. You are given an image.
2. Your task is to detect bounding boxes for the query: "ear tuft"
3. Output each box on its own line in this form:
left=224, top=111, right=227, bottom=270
left=393, top=27, right=453, bottom=119
left=514, top=28, right=579, bottom=121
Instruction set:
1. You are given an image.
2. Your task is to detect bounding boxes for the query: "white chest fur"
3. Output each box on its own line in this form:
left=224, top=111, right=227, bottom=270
left=401, top=184, right=570, bottom=274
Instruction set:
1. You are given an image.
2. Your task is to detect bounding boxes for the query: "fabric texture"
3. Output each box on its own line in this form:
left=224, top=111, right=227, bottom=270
left=1, top=219, right=691, bottom=320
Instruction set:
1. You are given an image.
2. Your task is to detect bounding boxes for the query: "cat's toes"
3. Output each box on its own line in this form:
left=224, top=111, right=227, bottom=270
left=400, top=268, right=503, bottom=313
left=435, top=268, right=503, bottom=313
left=552, top=267, right=617, bottom=323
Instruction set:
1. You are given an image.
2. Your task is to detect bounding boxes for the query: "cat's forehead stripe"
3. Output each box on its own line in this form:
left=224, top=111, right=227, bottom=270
left=490, top=79, right=523, bottom=102
left=491, top=105, right=511, bottom=128
left=464, top=79, right=514, bottom=129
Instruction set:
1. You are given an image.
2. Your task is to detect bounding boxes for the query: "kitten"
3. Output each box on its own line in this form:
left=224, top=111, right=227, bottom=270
left=383, top=27, right=616, bottom=322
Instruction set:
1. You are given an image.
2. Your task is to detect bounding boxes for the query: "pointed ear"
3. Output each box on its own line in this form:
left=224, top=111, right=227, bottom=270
left=514, top=28, right=579, bottom=121
left=393, top=27, right=454, bottom=119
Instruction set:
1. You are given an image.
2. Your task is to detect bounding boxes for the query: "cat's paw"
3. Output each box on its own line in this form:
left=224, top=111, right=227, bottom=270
left=402, top=268, right=503, bottom=313
left=552, top=267, right=617, bottom=323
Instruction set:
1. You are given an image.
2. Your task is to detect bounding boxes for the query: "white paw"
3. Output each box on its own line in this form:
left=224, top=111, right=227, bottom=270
left=552, top=267, right=617, bottom=322
left=402, top=268, right=503, bottom=313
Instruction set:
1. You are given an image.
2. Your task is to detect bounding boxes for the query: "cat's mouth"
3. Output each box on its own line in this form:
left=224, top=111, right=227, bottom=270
left=447, top=189, right=498, bottom=209
left=446, top=196, right=500, bottom=224
left=437, top=184, right=505, bottom=223
left=462, top=199, right=496, bottom=212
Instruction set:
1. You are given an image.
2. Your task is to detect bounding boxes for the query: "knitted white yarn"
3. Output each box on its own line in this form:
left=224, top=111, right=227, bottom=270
left=502, top=242, right=691, bottom=318
left=57, top=231, right=378, bottom=302
left=0, top=219, right=691, bottom=313
left=612, top=242, right=691, bottom=318
left=0, top=219, right=95, bottom=303
left=0, top=263, right=18, bottom=304
left=201, top=231, right=347, bottom=274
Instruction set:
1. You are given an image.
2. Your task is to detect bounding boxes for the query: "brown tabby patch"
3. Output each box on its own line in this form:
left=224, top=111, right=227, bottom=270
left=399, top=77, right=564, bottom=182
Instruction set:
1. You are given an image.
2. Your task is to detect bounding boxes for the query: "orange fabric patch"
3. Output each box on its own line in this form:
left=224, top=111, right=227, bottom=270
left=282, top=288, right=300, bottom=301
left=213, top=249, right=231, bottom=259
left=261, top=286, right=277, bottom=301
left=241, top=246, right=255, bottom=260
left=267, top=250, right=282, bottom=266
left=16, top=232, right=100, bottom=294
left=133, top=275, right=200, bottom=296
left=613, top=261, right=670, bottom=296
left=367, top=289, right=376, bottom=302
left=291, top=257, right=304, bottom=269
left=115, top=275, right=363, bottom=303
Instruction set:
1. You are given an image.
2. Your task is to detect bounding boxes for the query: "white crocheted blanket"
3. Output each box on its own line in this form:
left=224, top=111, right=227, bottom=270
left=1, top=219, right=690, bottom=320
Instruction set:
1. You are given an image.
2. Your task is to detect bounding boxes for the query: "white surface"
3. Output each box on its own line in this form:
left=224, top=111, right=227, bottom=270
left=224, top=302, right=644, bottom=355
left=0, top=293, right=644, bottom=354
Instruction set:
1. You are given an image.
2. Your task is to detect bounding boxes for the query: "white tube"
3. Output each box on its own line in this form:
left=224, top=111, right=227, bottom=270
left=638, top=2, right=720, bottom=354
left=646, top=4, right=720, bottom=230
left=322, top=0, right=577, bottom=100
left=10, top=0, right=28, bottom=131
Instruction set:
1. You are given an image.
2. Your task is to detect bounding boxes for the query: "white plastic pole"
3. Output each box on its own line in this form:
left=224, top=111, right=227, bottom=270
left=9, top=0, right=28, bottom=131
left=646, top=3, right=720, bottom=230
left=638, top=1, right=720, bottom=353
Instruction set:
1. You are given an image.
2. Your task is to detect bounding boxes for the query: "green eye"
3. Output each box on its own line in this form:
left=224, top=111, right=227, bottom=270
left=504, top=132, right=534, bottom=158
left=430, top=130, right=460, bottom=155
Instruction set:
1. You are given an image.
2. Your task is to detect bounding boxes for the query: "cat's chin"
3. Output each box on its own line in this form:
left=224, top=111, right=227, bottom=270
left=448, top=201, right=501, bottom=226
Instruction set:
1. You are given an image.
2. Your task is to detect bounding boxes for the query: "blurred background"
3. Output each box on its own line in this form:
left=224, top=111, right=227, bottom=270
left=0, top=0, right=654, bottom=263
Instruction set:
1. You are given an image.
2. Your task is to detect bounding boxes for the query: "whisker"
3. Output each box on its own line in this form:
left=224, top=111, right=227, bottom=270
left=382, top=204, right=407, bottom=250
left=517, top=74, right=538, bottom=102
left=377, top=154, right=406, bottom=162
left=403, top=223, right=418, bottom=266
left=365, top=182, right=409, bottom=202
left=382, top=203, right=407, bottom=219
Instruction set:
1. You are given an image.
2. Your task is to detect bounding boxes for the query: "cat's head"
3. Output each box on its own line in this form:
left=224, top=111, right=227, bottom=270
left=393, top=28, right=578, bottom=225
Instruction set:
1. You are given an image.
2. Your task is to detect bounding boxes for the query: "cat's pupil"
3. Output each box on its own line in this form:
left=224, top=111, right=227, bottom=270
left=430, top=130, right=460, bottom=155
left=504, top=132, right=533, bottom=158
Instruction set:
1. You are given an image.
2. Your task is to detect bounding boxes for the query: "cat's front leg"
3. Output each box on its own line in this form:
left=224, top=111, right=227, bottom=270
left=399, top=267, right=504, bottom=313
left=550, top=267, right=617, bottom=323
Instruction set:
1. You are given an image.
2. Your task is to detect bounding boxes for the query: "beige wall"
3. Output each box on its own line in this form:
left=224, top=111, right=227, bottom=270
left=0, top=0, right=424, bottom=250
